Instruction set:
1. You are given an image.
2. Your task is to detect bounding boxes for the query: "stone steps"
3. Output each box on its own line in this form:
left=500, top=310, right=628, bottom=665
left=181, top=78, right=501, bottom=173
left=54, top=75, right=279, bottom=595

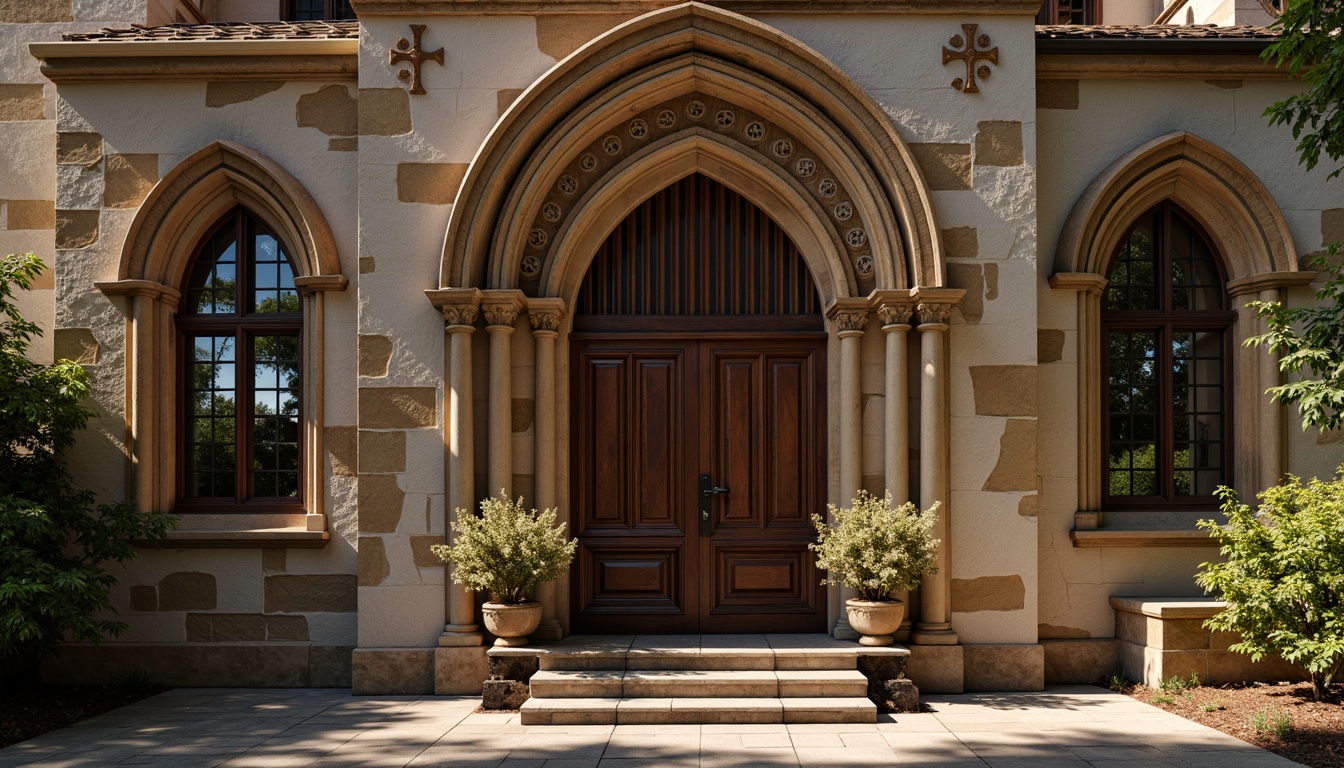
left=530, top=669, right=870, bottom=698
left=520, top=696, right=878, bottom=725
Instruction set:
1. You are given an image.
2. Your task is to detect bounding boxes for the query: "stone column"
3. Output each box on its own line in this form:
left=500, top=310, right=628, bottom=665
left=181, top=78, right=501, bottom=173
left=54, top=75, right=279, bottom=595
left=911, top=288, right=962, bottom=646
left=827, top=298, right=869, bottom=640
left=530, top=298, right=566, bottom=641
left=873, top=290, right=915, bottom=641
left=431, top=288, right=482, bottom=646
left=482, top=291, right=526, bottom=498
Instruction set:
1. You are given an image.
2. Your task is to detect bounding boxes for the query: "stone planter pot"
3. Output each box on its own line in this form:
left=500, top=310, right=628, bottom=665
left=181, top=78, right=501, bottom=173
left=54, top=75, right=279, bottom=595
left=846, top=598, right=905, bottom=647
left=482, top=601, right=543, bottom=647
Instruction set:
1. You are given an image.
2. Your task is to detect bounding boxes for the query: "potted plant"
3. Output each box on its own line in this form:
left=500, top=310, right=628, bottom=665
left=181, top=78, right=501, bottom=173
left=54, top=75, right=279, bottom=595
left=810, top=491, right=940, bottom=646
left=431, top=492, right=577, bottom=646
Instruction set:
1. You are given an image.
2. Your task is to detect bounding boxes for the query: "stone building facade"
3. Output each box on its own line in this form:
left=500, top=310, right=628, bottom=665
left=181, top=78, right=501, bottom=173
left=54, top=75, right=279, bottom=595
left=2, top=0, right=1340, bottom=693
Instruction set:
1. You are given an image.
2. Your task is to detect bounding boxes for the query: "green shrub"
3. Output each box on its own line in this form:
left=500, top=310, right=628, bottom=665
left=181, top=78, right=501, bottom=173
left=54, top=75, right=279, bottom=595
left=431, top=492, right=576, bottom=605
left=0, top=253, right=175, bottom=667
left=1196, top=469, right=1344, bottom=701
left=810, top=491, right=939, bottom=602
left=1159, top=672, right=1200, bottom=692
left=1251, top=708, right=1294, bottom=738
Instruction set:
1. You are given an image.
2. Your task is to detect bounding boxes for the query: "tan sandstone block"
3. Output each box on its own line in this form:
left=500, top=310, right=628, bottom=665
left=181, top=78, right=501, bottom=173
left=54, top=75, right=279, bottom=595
left=267, top=615, right=309, bottom=641
left=1038, top=329, right=1065, bottom=364
left=983, top=418, right=1037, bottom=492
left=296, top=84, right=357, bottom=136
left=497, top=88, right=523, bottom=116
left=359, top=386, right=436, bottom=429
left=359, top=536, right=391, bottom=586
left=206, top=81, right=283, bottom=108
left=906, top=644, right=963, bottom=694
left=1157, top=619, right=1211, bottom=651
left=129, top=585, right=157, bottom=612
left=0, top=0, right=71, bottom=22
left=358, top=473, right=405, bottom=533
left=262, top=548, right=286, bottom=572
left=436, top=646, right=489, bottom=695
left=353, top=648, right=434, bottom=695
left=411, top=535, right=445, bottom=568
left=512, top=398, right=534, bottom=433
left=359, top=257, right=375, bottom=273
left=326, top=425, right=357, bottom=477
left=1037, top=79, right=1079, bottom=110
left=951, top=575, right=1025, bottom=613
left=328, top=138, right=357, bottom=152
left=396, top=163, right=468, bottom=205
left=948, top=263, right=984, bottom=324
left=962, top=644, right=1043, bottom=691
left=975, top=121, right=1023, bottom=167
left=56, top=210, right=98, bottom=249
left=1114, top=610, right=1148, bottom=646
left=264, top=574, right=357, bottom=613
left=910, top=143, right=971, bottom=191
left=1039, top=623, right=1091, bottom=639
left=53, top=328, right=97, bottom=364
left=1323, top=208, right=1344, bottom=246
left=103, top=154, right=159, bottom=209
left=358, top=88, right=411, bottom=136
left=56, top=132, right=101, bottom=164
left=535, top=14, right=636, bottom=60
left=970, top=366, right=1037, bottom=417
left=4, top=200, right=54, bottom=230
left=1043, top=639, right=1118, bottom=685
left=359, top=430, right=406, bottom=474
left=157, top=572, right=217, bottom=611
left=186, top=613, right=267, bottom=642
left=942, top=227, right=978, bottom=260
left=1017, top=494, right=1038, bottom=517
left=0, top=84, right=46, bottom=121
left=358, top=334, right=393, bottom=378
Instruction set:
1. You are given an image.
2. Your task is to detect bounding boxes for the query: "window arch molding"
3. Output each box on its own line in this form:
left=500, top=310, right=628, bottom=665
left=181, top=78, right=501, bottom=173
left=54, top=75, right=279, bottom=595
left=97, top=141, right=346, bottom=539
left=1051, top=132, right=1314, bottom=534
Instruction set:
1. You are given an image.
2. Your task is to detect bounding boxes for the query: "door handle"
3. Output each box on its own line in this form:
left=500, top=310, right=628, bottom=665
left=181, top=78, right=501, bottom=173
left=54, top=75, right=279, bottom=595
left=698, top=474, right=728, bottom=536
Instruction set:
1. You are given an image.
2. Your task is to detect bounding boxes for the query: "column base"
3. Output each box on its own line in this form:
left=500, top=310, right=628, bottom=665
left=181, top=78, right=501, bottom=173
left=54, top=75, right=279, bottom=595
left=833, top=619, right=860, bottom=641
left=439, top=626, right=484, bottom=647
left=911, top=627, right=959, bottom=646
left=531, top=619, right=563, bottom=642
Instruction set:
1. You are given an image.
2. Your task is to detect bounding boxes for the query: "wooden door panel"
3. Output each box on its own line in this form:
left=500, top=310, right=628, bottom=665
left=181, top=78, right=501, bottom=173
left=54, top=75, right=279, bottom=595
left=765, top=355, right=812, bottom=529
left=710, top=354, right=760, bottom=530
left=584, top=357, right=628, bottom=528
left=710, top=542, right=818, bottom=612
left=635, top=358, right=679, bottom=530
left=579, top=543, right=683, bottom=612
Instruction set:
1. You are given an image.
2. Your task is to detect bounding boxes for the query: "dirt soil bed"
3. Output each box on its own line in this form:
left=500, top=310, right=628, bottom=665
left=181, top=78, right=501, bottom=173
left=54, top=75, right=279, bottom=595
left=0, top=684, right=167, bottom=749
left=1125, top=680, right=1344, bottom=768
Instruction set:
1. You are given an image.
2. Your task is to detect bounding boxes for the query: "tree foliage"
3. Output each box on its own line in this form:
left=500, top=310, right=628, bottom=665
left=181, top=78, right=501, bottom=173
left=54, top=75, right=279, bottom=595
left=810, top=491, right=939, bottom=602
left=1196, top=470, right=1344, bottom=701
left=431, top=492, right=577, bottom=604
left=0, top=253, right=175, bottom=664
left=1263, top=1, right=1344, bottom=179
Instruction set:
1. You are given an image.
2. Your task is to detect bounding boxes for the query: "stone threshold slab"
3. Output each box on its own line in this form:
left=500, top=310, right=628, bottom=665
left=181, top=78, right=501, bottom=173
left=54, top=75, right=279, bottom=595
left=491, top=634, right=910, bottom=659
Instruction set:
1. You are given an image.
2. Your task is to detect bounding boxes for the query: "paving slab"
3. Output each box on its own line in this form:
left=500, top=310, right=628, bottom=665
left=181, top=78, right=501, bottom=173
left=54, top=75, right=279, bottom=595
left=0, top=686, right=1307, bottom=767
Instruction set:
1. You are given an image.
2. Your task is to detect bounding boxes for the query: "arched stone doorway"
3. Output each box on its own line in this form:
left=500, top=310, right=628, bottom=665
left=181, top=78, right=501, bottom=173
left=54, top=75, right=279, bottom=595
left=569, top=173, right=828, bottom=634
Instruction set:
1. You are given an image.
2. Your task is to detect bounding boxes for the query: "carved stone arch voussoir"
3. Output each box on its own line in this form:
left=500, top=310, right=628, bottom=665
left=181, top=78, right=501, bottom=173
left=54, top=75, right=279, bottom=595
left=438, top=1, right=944, bottom=301
left=119, top=140, right=342, bottom=298
left=1056, top=131, right=1300, bottom=283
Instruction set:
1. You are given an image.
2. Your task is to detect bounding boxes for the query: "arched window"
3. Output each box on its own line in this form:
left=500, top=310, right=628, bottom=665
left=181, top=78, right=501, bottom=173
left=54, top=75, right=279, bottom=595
left=1102, top=202, right=1234, bottom=509
left=177, top=207, right=303, bottom=512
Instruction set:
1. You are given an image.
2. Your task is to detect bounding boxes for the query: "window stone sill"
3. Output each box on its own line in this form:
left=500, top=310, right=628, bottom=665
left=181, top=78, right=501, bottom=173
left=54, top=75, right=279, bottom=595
left=133, top=513, right=330, bottom=548
left=1071, top=509, right=1221, bottom=547
left=1070, top=529, right=1217, bottom=548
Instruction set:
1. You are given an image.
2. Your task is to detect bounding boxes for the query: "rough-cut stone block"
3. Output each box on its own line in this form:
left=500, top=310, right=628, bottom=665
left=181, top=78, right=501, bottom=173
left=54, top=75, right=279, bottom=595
left=910, top=143, right=972, bottom=191
left=53, top=328, right=97, bottom=363
left=353, top=648, right=434, bottom=695
left=482, top=678, right=529, bottom=710
left=970, top=366, right=1036, bottom=416
left=0, top=84, right=45, bottom=121
left=328, top=137, right=357, bottom=152
left=975, top=121, right=1023, bottom=167
left=1017, top=495, right=1038, bottom=517
left=264, top=574, right=356, bottom=613
left=963, top=644, right=1044, bottom=691
left=358, top=473, right=405, bottom=533
left=535, top=13, right=634, bottom=59
left=359, top=256, right=375, bottom=273
left=359, top=430, right=407, bottom=474
left=410, top=534, right=444, bottom=568
left=906, top=644, right=963, bottom=694
left=1037, top=79, right=1079, bottom=109
left=56, top=132, right=101, bottom=164
left=4, top=199, right=54, bottom=230
left=358, top=334, right=393, bottom=377
left=103, top=154, right=159, bottom=209
left=1321, top=208, right=1343, bottom=246
left=310, top=645, right=354, bottom=687
left=1043, top=639, right=1119, bottom=685
left=359, top=387, right=437, bottom=429
left=186, top=613, right=266, bottom=642
left=0, top=0, right=71, bottom=22
left=1160, top=618, right=1211, bottom=651
left=435, top=646, right=489, bottom=695
left=296, top=84, right=356, bottom=136
left=41, top=644, right=312, bottom=687
left=326, top=425, right=357, bottom=477
left=512, top=398, right=534, bottom=433
left=952, top=575, right=1025, bottom=613
left=128, top=585, right=157, bottom=612
left=359, top=536, right=390, bottom=586
left=396, top=163, right=468, bottom=205
left=983, top=419, right=1037, bottom=492
left=490, top=653, right=540, bottom=682
left=267, top=614, right=309, bottom=641
left=942, top=226, right=978, bottom=260
left=1038, top=329, right=1065, bottom=364
left=55, top=209, right=98, bottom=249
left=262, top=548, right=286, bottom=572
left=869, top=678, right=919, bottom=713
left=206, top=81, right=282, bottom=108
left=358, top=88, right=411, bottom=136
left=157, top=572, right=216, bottom=611
left=496, top=88, right=523, bottom=116
left=948, top=263, right=985, bottom=324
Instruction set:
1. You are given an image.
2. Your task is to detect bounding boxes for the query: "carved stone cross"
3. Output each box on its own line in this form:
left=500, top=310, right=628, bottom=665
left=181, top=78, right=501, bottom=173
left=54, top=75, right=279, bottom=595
left=941, top=23, right=998, bottom=94
left=389, top=24, right=444, bottom=96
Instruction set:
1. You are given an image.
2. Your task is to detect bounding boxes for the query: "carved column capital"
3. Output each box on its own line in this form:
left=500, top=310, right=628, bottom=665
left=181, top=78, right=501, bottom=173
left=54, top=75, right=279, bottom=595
left=826, top=297, right=871, bottom=335
left=910, top=287, right=965, bottom=329
left=426, top=287, right=482, bottom=330
left=528, top=297, right=567, bottom=334
left=869, top=289, right=915, bottom=329
left=916, top=302, right=953, bottom=326
left=480, top=289, right=527, bottom=330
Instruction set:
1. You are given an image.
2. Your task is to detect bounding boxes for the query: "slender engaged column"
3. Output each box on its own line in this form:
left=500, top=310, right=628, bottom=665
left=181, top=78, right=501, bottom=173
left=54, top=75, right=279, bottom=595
left=912, top=293, right=960, bottom=646
left=437, top=290, right=482, bottom=645
left=1256, top=287, right=1286, bottom=492
left=876, top=293, right=915, bottom=642
left=530, top=299, right=565, bottom=641
left=827, top=300, right=868, bottom=640
left=482, top=291, right=525, bottom=498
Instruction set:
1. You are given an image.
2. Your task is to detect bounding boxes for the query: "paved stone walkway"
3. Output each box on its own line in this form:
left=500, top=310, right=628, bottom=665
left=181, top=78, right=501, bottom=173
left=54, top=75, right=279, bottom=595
left=0, top=686, right=1303, bottom=767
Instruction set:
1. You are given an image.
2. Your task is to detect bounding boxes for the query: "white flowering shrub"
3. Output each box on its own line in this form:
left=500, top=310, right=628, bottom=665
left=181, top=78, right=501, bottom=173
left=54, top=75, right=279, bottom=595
left=810, top=491, right=939, bottom=602
left=431, top=492, right=577, bottom=605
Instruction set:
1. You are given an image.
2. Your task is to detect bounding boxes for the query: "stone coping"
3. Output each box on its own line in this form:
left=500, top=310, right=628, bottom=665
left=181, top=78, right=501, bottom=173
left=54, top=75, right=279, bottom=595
left=135, top=527, right=331, bottom=548
left=1110, top=596, right=1224, bottom=619
left=489, top=634, right=911, bottom=658
left=1071, top=529, right=1218, bottom=548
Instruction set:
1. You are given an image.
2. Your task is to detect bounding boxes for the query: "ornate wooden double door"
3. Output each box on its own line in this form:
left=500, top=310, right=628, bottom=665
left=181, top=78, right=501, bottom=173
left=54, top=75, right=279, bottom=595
left=570, top=336, right=828, bottom=633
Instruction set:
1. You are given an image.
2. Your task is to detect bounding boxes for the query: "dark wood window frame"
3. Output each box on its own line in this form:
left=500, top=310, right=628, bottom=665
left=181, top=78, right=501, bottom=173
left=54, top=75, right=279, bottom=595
left=176, top=208, right=305, bottom=515
left=1037, top=0, right=1099, bottom=25
left=1101, top=202, right=1235, bottom=511
left=281, top=0, right=354, bottom=21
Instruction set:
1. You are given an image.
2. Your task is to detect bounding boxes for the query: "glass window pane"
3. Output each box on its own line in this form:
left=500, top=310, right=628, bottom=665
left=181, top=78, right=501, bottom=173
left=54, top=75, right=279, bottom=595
left=1171, top=330, right=1226, bottom=496
left=185, top=336, right=237, bottom=498
left=1105, top=213, right=1159, bottom=311
left=251, top=334, right=301, bottom=499
left=1169, top=215, right=1224, bottom=311
left=252, top=226, right=300, bottom=314
left=185, top=227, right=238, bottom=315
left=1107, top=330, right=1158, bottom=498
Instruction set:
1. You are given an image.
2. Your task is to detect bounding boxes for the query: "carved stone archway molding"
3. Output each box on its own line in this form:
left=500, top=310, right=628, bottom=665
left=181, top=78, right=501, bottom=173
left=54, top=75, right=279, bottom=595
left=1051, top=131, right=1314, bottom=525
left=97, top=141, right=347, bottom=532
